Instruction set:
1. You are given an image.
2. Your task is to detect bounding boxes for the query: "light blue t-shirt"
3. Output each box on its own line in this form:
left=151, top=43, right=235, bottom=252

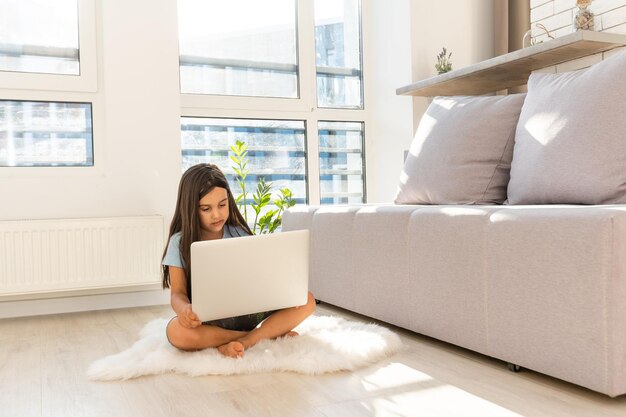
left=162, top=225, right=248, bottom=268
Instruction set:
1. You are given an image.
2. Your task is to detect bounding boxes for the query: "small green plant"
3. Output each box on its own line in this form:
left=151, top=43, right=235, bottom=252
left=230, top=140, right=296, bottom=234
left=435, top=47, right=453, bottom=74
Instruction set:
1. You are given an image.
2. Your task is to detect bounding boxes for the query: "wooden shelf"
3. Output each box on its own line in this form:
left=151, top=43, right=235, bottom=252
left=396, top=30, right=626, bottom=97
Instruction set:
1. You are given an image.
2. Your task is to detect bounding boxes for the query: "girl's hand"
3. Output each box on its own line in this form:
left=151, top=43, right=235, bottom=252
left=179, top=304, right=202, bottom=328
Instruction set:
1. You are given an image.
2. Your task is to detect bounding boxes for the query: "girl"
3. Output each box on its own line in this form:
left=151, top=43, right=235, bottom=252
left=162, top=163, right=316, bottom=358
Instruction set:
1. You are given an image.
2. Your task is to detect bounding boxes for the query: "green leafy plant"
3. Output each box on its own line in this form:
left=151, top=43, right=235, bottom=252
left=230, top=139, right=250, bottom=221
left=230, top=140, right=296, bottom=234
left=435, top=47, right=453, bottom=74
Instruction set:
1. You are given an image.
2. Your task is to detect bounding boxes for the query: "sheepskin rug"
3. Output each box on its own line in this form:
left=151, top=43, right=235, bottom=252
left=87, top=315, right=403, bottom=381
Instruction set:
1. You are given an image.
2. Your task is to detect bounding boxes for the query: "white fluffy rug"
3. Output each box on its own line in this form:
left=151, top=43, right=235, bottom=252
left=87, top=315, right=403, bottom=381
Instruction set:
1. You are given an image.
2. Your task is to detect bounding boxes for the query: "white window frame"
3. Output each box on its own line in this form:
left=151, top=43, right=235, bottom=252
left=0, top=0, right=101, bottom=179
left=180, top=0, right=370, bottom=205
left=0, top=0, right=98, bottom=93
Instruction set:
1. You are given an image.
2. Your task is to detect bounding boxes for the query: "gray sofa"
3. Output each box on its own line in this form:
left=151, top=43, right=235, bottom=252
left=282, top=49, right=626, bottom=397
left=283, top=204, right=626, bottom=397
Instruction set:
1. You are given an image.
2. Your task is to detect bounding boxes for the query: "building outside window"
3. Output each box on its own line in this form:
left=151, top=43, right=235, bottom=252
left=181, top=117, right=307, bottom=205
left=0, top=100, right=93, bottom=167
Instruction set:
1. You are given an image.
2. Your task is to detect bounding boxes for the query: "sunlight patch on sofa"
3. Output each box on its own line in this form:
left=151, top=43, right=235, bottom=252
left=398, top=170, right=409, bottom=185
left=410, top=113, right=437, bottom=155
left=489, top=212, right=520, bottom=223
left=439, top=207, right=490, bottom=217
left=318, top=206, right=359, bottom=213
left=524, top=112, right=566, bottom=146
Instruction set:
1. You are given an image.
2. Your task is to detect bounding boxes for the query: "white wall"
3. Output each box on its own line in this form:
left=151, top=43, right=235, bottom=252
left=363, top=0, right=414, bottom=203
left=0, top=0, right=182, bottom=316
left=0, top=0, right=182, bottom=223
left=408, top=0, right=496, bottom=133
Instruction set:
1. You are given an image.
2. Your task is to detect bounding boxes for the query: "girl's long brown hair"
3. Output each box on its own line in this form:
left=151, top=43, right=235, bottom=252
left=161, top=163, right=252, bottom=298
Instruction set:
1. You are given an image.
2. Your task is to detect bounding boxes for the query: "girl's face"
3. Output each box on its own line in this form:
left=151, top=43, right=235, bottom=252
left=198, top=186, right=230, bottom=238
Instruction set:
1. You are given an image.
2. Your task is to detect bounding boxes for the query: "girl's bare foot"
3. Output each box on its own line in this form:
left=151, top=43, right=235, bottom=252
left=217, top=341, right=245, bottom=358
left=217, top=330, right=299, bottom=358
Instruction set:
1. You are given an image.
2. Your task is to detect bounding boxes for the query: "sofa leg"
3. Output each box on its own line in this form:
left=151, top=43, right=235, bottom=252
left=507, top=363, right=522, bottom=373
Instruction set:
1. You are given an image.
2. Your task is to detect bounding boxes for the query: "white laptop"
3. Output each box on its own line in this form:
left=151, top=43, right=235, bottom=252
left=190, top=229, right=309, bottom=322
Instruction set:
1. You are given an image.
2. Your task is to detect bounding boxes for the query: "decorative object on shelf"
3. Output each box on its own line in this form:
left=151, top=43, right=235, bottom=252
left=574, top=0, right=594, bottom=31
left=523, top=23, right=555, bottom=48
left=435, top=47, right=453, bottom=74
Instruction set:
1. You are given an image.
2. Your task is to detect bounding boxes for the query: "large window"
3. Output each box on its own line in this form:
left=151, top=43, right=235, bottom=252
left=0, top=100, right=93, bottom=167
left=0, top=0, right=80, bottom=75
left=178, top=0, right=366, bottom=207
left=178, top=0, right=298, bottom=98
left=181, top=117, right=307, bottom=204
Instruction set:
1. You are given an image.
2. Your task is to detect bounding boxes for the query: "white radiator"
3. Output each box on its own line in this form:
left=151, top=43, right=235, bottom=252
left=0, top=216, right=164, bottom=299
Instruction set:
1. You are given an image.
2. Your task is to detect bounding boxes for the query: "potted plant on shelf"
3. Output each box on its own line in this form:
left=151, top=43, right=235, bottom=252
left=435, top=47, right=453, bottom=74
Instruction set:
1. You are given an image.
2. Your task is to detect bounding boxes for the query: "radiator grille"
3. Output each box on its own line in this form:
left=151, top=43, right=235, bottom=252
left=0, top=216, right=164, bottom=298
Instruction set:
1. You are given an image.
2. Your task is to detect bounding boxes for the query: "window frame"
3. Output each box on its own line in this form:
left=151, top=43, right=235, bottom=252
left=179, top=0, right=369, bottom=205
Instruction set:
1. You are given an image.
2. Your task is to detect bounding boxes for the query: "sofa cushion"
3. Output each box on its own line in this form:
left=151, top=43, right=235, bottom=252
left=507, top=50, right=626, bottom=204
left=394, top=94, right=525, bottom=205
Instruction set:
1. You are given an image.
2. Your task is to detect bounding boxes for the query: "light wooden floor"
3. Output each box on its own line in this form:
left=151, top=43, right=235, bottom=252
left=2, top=303, right=626, bottom=417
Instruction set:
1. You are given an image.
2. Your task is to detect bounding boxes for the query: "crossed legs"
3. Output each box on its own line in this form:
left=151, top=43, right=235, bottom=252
left=166, top=291, right=316, bottom=357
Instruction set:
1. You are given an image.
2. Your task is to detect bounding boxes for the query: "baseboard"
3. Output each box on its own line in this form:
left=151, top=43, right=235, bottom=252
left=0, top=288, right=170, bottom=319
